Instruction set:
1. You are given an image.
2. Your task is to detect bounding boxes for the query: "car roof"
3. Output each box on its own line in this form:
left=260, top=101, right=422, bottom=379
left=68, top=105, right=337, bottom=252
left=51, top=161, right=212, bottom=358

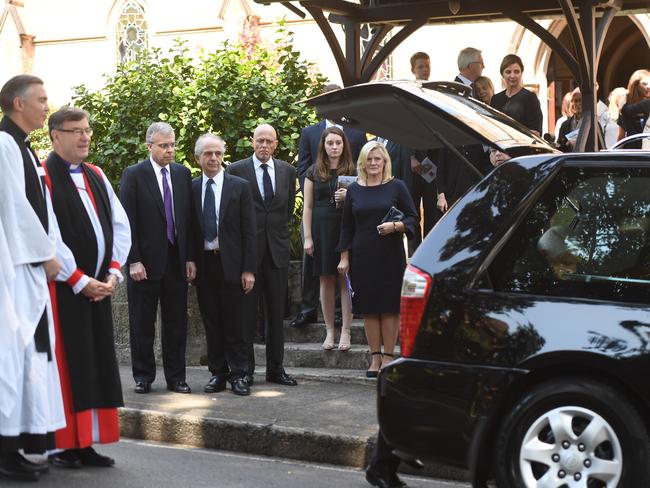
left=305, top=80, right=558, bottom=155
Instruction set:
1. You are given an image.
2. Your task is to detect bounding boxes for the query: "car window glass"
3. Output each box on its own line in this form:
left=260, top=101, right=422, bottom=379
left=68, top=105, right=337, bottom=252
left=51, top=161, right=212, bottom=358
left=490, top=166, right=650, bottom=304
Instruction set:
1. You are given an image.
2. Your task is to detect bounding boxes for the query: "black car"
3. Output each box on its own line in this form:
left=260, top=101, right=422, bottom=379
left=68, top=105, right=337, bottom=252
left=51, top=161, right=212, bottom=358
left=308, top=81, right=650, bottom=488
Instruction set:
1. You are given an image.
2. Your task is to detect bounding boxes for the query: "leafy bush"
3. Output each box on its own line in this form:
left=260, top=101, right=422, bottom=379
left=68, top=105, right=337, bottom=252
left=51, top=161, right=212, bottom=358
left=72, top=27, right=324, bottom=185
left=70, top=27, right=324, bottom=259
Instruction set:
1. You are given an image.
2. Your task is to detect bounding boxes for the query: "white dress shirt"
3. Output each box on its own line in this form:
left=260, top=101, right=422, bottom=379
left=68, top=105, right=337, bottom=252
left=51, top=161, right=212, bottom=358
left=149, top=158, right=175, bottom=227
left=252, top=154, right=276, bottom=199
left=456, top=73, right=473, bottom=86
left=201, top=170, right=224, bottom=250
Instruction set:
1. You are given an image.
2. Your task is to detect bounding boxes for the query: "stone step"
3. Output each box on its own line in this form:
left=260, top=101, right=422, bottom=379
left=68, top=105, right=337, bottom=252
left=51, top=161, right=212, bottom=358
left=118, top=365, right=470, bottom=483
left=283, top=320, right=367, bottom=344
left=254, top=342, right=400, bottom=370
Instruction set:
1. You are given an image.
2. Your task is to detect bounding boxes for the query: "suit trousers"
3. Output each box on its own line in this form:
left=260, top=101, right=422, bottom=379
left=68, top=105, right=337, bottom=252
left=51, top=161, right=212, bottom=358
left=251, top=244, right=288, bottom=375
left=196, top=251, right=249, bottom=379
left=409, top=175, right=437, bottom=253
left=127, top=243, right=188, bottom=384
left=369, top=428, right=401, bottom=478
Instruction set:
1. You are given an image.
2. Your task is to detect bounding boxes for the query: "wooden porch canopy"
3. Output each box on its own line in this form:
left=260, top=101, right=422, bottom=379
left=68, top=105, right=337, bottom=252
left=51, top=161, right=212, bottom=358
left=254, top=0, right=650, bottom=151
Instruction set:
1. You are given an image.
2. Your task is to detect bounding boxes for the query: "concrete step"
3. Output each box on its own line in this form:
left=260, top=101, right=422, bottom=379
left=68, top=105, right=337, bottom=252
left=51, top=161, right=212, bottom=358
left=254, top=342, right=400, bottom=370
left=283, top=320, right=366, bottom=344
left=118, top=365, right=469, bottom=483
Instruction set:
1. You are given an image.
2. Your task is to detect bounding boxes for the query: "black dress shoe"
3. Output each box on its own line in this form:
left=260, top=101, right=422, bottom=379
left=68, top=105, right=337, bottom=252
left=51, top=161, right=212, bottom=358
left=204, top=375, right=227, bottom=393
left=3, top=452, right=49, bottom=474
left=243, top=374, right=254, bottom=387
left=167, top=381, right=191, bottom=393
left=230, top=377, right=251, bottom=396
left=77, top=447, right=115, bottom=467
left=290, top=312, right=316, bottom=328
left=0, top=452, right=42, bottom=480
left=365, top=466, right=407, bottom=488
left=48, top=450, right=82, bottom=469
left=266, top=372, right=298, bottom=386
left=134, top=381, right=151, bottom=394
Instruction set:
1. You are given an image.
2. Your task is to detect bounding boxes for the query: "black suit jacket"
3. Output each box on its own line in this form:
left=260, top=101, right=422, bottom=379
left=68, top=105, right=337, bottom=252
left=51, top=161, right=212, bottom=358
left=191, top=172, right=257, bottom=284
left=297, top=120, right=367, bottom=191
left=226, top=157, right=296, bottom=269
left=119, top=159, right=193, bottom=280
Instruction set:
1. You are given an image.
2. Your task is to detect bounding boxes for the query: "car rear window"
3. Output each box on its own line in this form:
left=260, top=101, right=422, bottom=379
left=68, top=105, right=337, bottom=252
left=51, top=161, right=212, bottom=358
left=490, top=166, right=650, bottom=304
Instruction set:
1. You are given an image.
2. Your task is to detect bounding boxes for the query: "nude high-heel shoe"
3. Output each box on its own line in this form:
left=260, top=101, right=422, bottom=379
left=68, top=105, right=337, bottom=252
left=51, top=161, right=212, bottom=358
left=322, top=325, right=335, bottom=350
left=338, top=325, right=351, bottom=352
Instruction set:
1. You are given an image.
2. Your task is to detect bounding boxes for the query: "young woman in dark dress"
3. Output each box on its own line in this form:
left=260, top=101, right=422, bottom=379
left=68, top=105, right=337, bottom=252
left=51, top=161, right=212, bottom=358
left=337, top=141, right=418, bottom=377
left=617, top=69, right=650, bottom=149
left=491, top=54, right=543, bottom=136
left=303, top=127, right=355, bottom=351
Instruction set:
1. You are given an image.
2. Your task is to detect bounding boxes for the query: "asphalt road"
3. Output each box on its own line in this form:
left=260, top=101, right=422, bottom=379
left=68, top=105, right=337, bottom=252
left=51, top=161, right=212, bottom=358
left=5, top=439, right=471, bottom=488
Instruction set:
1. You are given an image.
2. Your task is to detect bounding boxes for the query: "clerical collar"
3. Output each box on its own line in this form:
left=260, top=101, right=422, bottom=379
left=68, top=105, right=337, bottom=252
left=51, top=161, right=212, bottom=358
left=52, top=151, right=83, bottom=173
left=66, top=161, right=83, bottom=173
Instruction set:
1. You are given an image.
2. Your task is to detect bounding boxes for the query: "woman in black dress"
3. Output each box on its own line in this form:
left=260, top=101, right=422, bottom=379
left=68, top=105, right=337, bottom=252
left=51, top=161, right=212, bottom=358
left=303, top=127, right=355, bottom=351
left=491, top=54, right=543, bottom=136
left=337, top=141, right=418, bottom=377
left=617, top=69, right=650, bottom=149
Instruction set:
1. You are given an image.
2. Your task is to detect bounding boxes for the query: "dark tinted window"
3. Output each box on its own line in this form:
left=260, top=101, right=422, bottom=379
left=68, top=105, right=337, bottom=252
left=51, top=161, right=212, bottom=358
left=491, top=166, right=650, bottom=304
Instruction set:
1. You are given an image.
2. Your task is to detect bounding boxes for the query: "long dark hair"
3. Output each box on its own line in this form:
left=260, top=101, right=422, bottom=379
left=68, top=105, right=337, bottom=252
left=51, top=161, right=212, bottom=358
left=314, top=126, right=354, bottom=181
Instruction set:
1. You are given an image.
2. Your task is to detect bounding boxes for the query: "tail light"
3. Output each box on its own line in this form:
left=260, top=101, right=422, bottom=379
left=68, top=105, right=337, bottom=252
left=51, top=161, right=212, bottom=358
left=400, top=265, right=432, bottom=357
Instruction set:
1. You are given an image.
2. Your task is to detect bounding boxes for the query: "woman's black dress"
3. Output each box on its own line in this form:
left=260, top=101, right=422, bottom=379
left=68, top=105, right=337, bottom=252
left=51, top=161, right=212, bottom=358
left=306, top=166, right=344, bottom=276
left=338, top=179, right=418, bottom=314
left=491, top=87, right=543, bottom=134
left=619, top=99, right=650, bottom=149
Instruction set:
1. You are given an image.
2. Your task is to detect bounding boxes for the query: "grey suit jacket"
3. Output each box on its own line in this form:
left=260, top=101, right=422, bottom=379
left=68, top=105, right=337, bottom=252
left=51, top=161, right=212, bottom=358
left=226, top=157, right=296, bottom=269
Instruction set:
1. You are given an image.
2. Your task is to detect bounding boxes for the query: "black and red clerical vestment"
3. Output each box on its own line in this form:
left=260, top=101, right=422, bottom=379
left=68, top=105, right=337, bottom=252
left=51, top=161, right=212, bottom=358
left=45, top=152, right=123, bottom=449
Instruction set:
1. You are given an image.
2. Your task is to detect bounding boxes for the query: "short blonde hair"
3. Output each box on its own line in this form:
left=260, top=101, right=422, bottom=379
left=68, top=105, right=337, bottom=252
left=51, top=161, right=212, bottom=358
left=357, top=140, right=393, bottom=183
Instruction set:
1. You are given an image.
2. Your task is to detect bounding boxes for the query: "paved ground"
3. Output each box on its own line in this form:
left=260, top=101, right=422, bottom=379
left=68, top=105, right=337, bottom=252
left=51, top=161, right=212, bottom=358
left=8, top=439, right=471, bottom=488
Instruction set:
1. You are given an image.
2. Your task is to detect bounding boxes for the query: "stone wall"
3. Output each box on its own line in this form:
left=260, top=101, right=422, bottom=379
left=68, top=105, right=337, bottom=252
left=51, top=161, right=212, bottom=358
left=113, top=260, right=303, bottom=367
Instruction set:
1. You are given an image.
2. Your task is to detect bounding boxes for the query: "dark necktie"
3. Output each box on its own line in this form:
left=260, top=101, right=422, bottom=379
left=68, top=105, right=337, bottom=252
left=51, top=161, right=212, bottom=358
left=261, top=163, right=274, bottom=206
left=203, top=179, right=218, bottom=241
left=161, top=167, right=175, bottom=244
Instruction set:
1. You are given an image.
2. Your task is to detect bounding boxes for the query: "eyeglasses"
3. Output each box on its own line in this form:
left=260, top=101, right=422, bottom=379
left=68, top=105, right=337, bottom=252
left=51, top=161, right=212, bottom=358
left=55, top=127, right=93, bottom=137
left=150, top=142, right=176, bottom=150
left=469, top=60, right=485, bottom=67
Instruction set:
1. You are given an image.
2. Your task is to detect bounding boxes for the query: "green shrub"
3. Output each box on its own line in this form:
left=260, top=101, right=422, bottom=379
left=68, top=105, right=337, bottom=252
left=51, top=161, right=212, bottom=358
left=70, top=27, right=324, bottom=259
left=72, top=28, right=324, bottom=185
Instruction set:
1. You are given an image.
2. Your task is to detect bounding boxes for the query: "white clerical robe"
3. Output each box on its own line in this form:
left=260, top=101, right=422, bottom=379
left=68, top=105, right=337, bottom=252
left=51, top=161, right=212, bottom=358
left=0, top=132, right=65, bottom=436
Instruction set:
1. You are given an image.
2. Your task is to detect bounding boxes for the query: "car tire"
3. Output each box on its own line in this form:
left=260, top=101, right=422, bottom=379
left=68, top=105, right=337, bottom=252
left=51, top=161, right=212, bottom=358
left=493, top=377, right=650, bottom=488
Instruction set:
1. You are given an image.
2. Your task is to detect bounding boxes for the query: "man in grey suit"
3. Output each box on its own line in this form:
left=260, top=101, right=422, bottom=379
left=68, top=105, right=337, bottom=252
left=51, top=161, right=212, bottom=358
left=226, top=124, right=298, bottom=386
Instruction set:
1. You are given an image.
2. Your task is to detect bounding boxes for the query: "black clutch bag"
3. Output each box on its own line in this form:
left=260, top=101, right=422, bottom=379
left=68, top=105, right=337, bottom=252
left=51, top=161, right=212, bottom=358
left=381, top=206, right=405, bottom=223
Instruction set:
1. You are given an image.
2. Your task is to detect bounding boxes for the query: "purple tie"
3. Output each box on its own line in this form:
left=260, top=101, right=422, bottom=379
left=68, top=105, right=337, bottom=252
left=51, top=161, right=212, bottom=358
left=161, top=167, right=175, bottom=244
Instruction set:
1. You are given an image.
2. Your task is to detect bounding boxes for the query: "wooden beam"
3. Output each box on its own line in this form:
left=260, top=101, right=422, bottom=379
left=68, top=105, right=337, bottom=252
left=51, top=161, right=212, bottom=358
left=304, top=5, right=354, bottom=85
left=281, top=2, right=307, bottom=18
left=360, top=24, right=392, bottom=72
left=595, top=0, right=621, bottom=65
left=559, top=0, right=591, bottom=87
left=504, top=7, right=580, bottom=81
left=360, top=18, right=427, bottom=82
left=343, top=18, right=361, bottom=81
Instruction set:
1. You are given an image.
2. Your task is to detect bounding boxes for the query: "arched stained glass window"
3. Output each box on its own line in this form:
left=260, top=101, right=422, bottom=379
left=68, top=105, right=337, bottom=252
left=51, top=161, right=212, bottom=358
left=116, top=1, right=147, bottom=63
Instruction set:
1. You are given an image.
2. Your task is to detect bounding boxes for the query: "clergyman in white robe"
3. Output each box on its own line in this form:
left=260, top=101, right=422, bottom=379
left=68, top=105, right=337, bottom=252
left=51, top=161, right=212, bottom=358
left=0, top=131, right=65, bottom=450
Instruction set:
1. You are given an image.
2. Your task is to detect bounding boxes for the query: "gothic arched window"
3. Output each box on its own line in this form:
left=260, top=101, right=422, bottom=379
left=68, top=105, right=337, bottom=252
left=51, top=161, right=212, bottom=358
left=116, top=1, right=148, bottom=63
